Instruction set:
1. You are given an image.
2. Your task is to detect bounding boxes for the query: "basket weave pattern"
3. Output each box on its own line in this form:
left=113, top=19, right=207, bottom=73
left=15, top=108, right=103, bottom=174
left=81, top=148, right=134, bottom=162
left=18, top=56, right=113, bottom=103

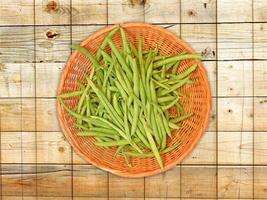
left=57, top=22, right=211, bottom=177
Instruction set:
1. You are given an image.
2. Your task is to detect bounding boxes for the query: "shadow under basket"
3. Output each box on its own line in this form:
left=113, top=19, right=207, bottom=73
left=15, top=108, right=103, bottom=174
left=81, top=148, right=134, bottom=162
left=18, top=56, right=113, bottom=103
left=57, top=22, right=211, bottom=177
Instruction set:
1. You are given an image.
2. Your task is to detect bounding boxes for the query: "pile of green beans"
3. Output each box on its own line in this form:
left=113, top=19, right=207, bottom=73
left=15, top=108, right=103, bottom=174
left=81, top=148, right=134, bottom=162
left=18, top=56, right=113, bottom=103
left=58, top=27, right=201, bottom=168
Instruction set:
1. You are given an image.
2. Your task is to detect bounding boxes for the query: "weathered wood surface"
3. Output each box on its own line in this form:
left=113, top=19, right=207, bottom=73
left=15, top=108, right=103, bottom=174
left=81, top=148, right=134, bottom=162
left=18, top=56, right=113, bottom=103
left=0, top=0, right=267, bottom=199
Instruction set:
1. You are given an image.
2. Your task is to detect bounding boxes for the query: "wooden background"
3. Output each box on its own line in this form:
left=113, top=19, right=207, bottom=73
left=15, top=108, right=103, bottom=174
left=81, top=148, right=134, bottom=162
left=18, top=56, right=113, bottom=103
left=0, top=0, right=266, bottom=199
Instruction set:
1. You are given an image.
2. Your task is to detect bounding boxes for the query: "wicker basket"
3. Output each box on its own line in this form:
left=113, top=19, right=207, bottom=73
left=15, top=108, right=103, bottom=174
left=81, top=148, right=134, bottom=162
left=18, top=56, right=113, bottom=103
left=57, top=22, right=211, bottom=177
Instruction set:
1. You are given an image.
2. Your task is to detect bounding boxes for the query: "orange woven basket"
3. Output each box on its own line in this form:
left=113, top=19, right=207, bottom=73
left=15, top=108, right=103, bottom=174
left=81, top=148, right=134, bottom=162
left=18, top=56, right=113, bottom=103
left=57, top=22, right=211, bottom=177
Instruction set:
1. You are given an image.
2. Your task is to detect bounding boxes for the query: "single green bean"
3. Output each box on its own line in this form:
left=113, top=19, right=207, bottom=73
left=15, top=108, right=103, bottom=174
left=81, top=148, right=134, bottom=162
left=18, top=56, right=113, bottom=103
left=153, top=54, right=201, bottom=69
left=58, top=90, right=84, bottom=99
left=171, top=113, right=193, bottom=123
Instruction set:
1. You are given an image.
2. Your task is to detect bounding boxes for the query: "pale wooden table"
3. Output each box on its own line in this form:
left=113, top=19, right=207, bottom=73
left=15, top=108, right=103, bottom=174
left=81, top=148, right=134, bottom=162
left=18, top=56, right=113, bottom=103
left=0, top=0, right=266, bottom=199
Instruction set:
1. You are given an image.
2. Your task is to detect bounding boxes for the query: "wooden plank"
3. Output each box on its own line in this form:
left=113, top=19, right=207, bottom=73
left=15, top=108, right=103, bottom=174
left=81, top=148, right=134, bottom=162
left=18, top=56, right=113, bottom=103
left=182, top=131, right=216, bottom=164
left=108, top=0, right=145, bottom=24
left=254, top=61, right=267, bottom=96
left=37, top=132, right=71, bottom=164
left=254, top=166, right=267, bottom=198
left=181, top=166, right=216, bottom=198
left=36, top=98, right=60, bottom=131
left=0, top=0, right=34, bottom=25
left=1, top=164, right=22, bottom=196
left=218, top=132, right=253, bottom=165
left=254, top=97, right=267, bottom=131
left=0, top=99, right=35, bottom=132
left=254, top=132, right=267, bottom=164
left=74, top=198, right=107, bottom=200
left=37, top=165, right=72, bottom=197
left=36, top=63, right=63, bottom=97
left=0, top=132, right=36, bottom=164
left=218, top=24, right=252, bottom=60
left=254, top=23, right=267, bottom=59
left=217, top=0, right=252, bottom=22
left=218, top=97, right=253, bottom=131
left=181, top=0, right=216, bottom=23
left=109, top=174, right=144, bottom=198
left=254, top=0, right=267, bottom=22
left=181, top=24, right=216, bottom=61
left=36, top=26, right=71, bottom=63
left=1, top=132, right=22, bottom=163
left=35, top=0, right=70, bottom=25
left=72, top=150, right=88, bottom=164
left=72, top=0, right=107, bottom=24
left=0, top=26, right=34, bottom=63
left=0, top=63, right=35, bottom=98
left=145, top=166, right=180, bottom=198
left=218, top=61, right=253, bottom=97
left=218, top=166, right=253, bottom=199
left=161, top=24, right=180, bottom=37
left=144, top=0, right=180, bottom=23
left=73, top=165, right=108, bottom=197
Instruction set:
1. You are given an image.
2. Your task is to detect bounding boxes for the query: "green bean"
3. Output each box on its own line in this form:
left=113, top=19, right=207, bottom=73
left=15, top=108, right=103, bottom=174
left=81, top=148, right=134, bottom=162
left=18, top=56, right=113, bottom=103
left=132, top=58, right=140, bottom=97
left=123, top=100, right=131, bottom=138
left=114, top=144, right=126, bottom=157
left=113, top=93, right=123, bottom=117
left=138, top=38, right=143, bottom=70
left=140, top=117, right=163, bottom=169
left=152, top=79, right=170, bottom=90
left=161, top=111, right=171, bottom=137
left=78, top=131, right=116, bottom=138
left=150, top=108, right=161, bottom=146
left=131, top=102, right=139, bottom=136
left=107, top=38, right=133, bottom=79
left=161, top=64, right=166, bottom=79
left=58, top=90, right=84, bottom=98
left=161, top=98, right=179, bottom=110
left=145, top=62, right=153, bottom=101
left=77, top=82, right=90, bottom=113
left=168, top=122, right=181, bottom=129
left=75, top=123, right=90, bottom=131
left=158, top=96, right=176, bottom=103
left=87, top=77, right=124, bottom=128
left=100, top=50, right=113, bottom=63
left=172, top=63, right=198, bottom=80
left=123, top=153, right=132, bottom=167
left=90, top=127, right=119, bottom=135
left=154, top=54, right=201, bottom=69
left=96, top=26, right=120, bottom=59
left=158, top=77, right=190, bottom=96
left=170, top=113, right=193, bottom=123
left=120, top=27, right=130, bottom=56
left=129, top=42, right=138, bottom=58
left=95, top=139, right=132, bottom=147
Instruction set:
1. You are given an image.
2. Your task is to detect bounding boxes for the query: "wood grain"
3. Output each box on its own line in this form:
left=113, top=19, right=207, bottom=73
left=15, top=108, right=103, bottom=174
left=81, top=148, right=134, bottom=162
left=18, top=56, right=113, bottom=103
left=218, top=24, right=252, bottom=60
left=36, top=26, right=71, bottom=63
left=0, top=63, right=35, bottom=98
left=181, top=166, right=217, bottom=198
left=108, top=0, right=145, bottom=24
left=218, top=166, right=253, bottom=199
left=218, top=97, right=253, bottom=131
left=254, top=0, right=267, bottom=22
left=254, top=97, right=267, bottom=131
left=72, top=0, right=107, bottom=24
left=109, top=174, right=144, bottom=198
left=0, top=27, right=34, bottom=63
left=37, top=165, right=72, bottom=196
left=73, top=165, right=108, bottom=197
left=254, top=61, right=267, bottom=96
left=36, top=98, right=60, bottom=131
left=254, top=23, right=267, bottom=59
left=35, top=0, right=71, bottom=25
left=218, top=132, right=253, bottom=165
left=0, top=99, right=36, bottom=132
left=37, top=132, right=72, bottom=164
left=181, top=24, right=216, bottom=61
left=181, top=0, right=216, bottom=23
left=254, top=132, right=267, bottom=164
left=0, top=0, right=34, bottom=25
left=218, top=61, right=253, bottom=96
left=145, top=166, right=180, bottom=198
left=254, top=166, right=267, bottom=198
left=217, top=0, right=252, bottom=22
left=144, top=0, right=180, bottom=23
left=36, top=63, right=63, bottom=97
left=182, top=131, right=216, bottom=164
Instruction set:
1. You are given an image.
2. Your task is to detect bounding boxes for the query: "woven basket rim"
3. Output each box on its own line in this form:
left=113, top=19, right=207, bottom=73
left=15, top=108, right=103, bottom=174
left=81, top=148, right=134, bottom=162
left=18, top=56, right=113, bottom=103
left=57, top=22, right=212, bottom=177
